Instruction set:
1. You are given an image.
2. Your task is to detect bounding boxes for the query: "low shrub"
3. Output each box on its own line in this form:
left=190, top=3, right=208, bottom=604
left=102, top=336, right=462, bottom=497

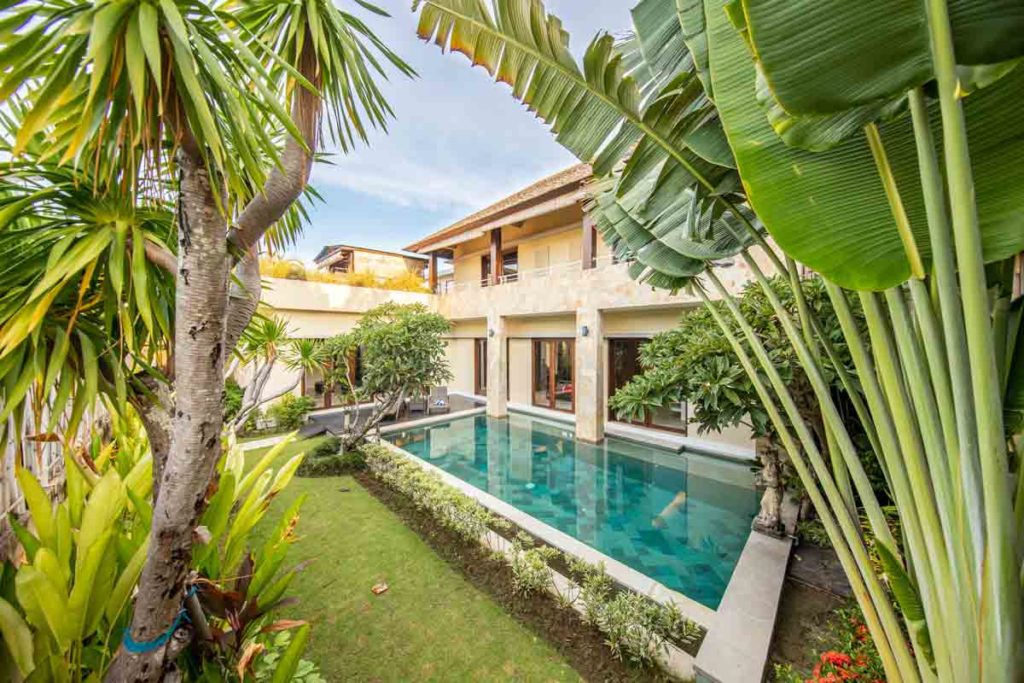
left=268, top=394, right=315, bottom=430
left=297, top=442, right=367, bottom=478
left=311, top=436, right=342, bottom=458
left=509, top=540, right=559, bottom=596
left=361, top=443, right=509, bottom=542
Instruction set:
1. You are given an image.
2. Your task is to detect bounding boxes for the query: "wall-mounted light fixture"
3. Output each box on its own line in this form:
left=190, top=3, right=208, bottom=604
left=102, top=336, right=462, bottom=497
left=580, top=325, right=590, bottom=337
left=488, top=328, right=495, bottom=338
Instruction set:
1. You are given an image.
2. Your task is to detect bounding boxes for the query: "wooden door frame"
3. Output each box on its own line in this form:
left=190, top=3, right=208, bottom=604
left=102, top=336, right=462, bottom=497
left=531, top=338, right=576, bottom=413
left=473, top=338, right=487, bottom=396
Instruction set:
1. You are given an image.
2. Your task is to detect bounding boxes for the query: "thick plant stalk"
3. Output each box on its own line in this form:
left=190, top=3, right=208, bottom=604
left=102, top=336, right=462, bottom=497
left=924, top=0, right=1020, bottom=676
left=693, top=286, right=909, bottom=682
left=786, top=256, right=855, bottom=515
left=907, top=87, right=984, bottom=578
left=704, top=271, right=919, bottom=681
left=825, top=283, right=946, bottom=678
left=735, top=255, right=897, bottom=555
left=883, top=288, right=973, bottom=678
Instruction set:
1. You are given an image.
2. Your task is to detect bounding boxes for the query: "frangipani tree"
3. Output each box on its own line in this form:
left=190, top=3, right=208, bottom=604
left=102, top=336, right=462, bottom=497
left=412, top=0, right=1024, bottom=680
left=0, top=0, right=411, bottom=678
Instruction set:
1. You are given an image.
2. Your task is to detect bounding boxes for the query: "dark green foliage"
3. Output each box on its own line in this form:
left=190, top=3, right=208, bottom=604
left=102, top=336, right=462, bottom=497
left=296, top=439, right=366, bottom=478
left=610, top=276, right=888, bottom=500
left=224, top=377, right=243, bottom=421
left=268, top=394, right=316, bottom=430
left=311, top=436, right=342, bottom=459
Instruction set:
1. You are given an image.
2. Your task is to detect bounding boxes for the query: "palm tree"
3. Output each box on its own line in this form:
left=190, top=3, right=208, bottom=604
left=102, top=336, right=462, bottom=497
left=0, top=0, right=411, bottom=678
left=226, top=317, right=325, bottom=432
left=411, top=0, right=1024, bottom=680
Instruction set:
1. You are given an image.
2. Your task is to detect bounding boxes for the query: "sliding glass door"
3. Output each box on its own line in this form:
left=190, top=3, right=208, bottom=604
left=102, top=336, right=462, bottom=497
left=532, top=339, right=574, bottom=412
left=607, top=338, right=688, bottom=433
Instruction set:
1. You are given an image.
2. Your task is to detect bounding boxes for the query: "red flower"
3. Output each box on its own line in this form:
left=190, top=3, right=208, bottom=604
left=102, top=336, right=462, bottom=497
left=822, top=651, right=854, bottom=667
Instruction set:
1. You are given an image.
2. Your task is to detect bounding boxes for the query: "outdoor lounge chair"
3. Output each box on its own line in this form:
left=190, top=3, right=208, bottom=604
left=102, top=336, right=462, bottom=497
left=427, top=386, right=450, bottom=415
left=408, top=395, right=427, bottom=414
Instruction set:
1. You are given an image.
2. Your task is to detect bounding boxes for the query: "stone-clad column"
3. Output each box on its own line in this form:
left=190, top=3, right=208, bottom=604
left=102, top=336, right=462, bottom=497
left=575, top=307, right=604, bottom=442
left=486, top=312, right=508, bottom=418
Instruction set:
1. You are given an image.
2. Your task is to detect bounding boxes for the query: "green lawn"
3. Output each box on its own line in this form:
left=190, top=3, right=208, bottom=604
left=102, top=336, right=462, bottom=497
left=247, top=438, right=581, bottom=682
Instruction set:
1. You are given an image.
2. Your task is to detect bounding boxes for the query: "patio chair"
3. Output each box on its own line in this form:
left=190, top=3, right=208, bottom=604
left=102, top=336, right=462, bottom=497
left=408, top=394, right=427, bottom=414
left=427, top=386, right=450, bottom=415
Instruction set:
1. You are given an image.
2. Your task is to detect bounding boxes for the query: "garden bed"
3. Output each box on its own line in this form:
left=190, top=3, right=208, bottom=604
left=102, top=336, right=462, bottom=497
left=353, top=470, right=672, bottom=682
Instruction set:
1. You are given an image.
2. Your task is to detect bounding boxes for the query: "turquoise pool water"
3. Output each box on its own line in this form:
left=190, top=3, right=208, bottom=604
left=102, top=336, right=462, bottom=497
left=386, top=413, right=759, bottom=608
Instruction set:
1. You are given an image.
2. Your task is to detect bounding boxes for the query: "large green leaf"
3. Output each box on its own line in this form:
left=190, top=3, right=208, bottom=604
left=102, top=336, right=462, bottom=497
left=0, top=596, right=34, bottom=678
left=708, top=0, right=1024, bottom=290
left=742, top=0, right=1024, bottom=115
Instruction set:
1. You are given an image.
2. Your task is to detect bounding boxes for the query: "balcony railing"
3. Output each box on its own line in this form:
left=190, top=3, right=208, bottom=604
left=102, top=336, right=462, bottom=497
left=434, top=254, right=625, bottom=295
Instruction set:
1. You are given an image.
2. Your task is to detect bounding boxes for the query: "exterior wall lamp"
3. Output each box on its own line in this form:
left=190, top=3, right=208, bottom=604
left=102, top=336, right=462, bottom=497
left=488, top=328, right=495, bottom=337
left=580, top=325, right=590, bottom=337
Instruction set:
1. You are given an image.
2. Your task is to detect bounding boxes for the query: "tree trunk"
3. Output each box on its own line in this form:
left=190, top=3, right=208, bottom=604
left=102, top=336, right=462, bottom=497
left=108, top=149, right=230, bottom=681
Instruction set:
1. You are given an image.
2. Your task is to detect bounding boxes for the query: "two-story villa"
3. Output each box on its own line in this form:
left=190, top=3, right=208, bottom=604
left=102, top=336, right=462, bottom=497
left=258, top=163, right=763, bottom=454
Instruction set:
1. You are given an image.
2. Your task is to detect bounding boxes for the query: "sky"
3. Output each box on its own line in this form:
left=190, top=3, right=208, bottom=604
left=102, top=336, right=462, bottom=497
left=289, top=0, right=634, bottom=262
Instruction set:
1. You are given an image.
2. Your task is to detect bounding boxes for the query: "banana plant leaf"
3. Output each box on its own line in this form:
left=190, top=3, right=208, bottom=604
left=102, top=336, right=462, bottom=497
left=741, top=0, right=1024, bottom=115
left=708, top=0, right=1024, bottom=290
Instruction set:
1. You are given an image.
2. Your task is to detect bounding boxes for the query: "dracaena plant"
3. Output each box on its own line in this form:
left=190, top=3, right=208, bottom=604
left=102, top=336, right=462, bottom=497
left=412, top=0, right=1024, bottom=680
left=0, top=0, right=412, bottom=678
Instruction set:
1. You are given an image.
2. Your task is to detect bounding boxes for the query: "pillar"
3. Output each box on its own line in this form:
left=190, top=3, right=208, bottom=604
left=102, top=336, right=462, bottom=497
left=575, top=307, right=605, bottom=442
left=428, top=252, right=437, bottom=292
left=489, top=228, right=502, bottom=286
left=582, top=214, right=596, bottom=269
left=486, top=312, right=508, bottom=418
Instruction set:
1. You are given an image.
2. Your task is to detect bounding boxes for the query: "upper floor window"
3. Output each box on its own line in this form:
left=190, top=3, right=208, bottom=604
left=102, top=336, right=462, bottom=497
left=482, top=248, right=519, bottom=285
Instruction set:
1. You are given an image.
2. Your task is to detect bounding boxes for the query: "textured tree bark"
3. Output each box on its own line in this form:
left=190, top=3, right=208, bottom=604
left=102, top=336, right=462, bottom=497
left=108, top=149, right=230, bottom=682
left=130, top=379, right=173, bottom=501
left=110, top=41, right=321, bottom=682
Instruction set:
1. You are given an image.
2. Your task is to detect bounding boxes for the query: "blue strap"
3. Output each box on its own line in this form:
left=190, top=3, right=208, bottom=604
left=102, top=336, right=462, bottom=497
left=122, top=585, right=200, bottom=654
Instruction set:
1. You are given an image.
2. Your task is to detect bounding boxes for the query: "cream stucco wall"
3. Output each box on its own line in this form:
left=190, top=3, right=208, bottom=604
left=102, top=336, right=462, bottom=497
left=350, top=249, right=426, bottom=278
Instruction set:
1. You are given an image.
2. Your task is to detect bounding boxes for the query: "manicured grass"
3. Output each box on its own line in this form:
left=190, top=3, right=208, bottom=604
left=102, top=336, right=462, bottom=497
left=247, top=438, right=581, bottom=682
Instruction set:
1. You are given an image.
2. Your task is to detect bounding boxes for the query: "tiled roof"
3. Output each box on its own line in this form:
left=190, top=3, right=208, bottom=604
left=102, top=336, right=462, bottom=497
left=404, top=163, right=591, bottom=253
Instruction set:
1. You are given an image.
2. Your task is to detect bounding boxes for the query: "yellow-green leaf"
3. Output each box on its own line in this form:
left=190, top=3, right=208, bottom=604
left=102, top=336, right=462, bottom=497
left=0, top=596, right=35, bottom=678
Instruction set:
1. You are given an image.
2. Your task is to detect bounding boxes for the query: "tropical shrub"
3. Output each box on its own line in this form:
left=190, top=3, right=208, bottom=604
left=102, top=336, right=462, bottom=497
left=325, top=304, right=452, bottom=449
left=0, top=422, right=312, bottom=682
left=267, top=395, right=316, bottom=431
left=508, top=539, right=559, bottom=596
left=311, top=437, right=342, bottom=459
left=381, top=271, right=431, bottom=293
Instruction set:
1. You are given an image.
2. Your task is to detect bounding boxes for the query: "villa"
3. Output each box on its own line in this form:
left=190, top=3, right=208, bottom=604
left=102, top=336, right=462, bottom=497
left=255, top=164, right=790, bottom=681
left=266, top=163, right=764, bottom=455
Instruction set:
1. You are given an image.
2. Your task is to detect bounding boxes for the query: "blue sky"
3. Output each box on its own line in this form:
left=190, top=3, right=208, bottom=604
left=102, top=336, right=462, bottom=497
left=290, top=0, right=633, bottom=262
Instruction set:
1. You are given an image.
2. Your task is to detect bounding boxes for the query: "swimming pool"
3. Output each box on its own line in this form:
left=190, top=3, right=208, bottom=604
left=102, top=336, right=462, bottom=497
left=386, top=412, right=759, bottom=609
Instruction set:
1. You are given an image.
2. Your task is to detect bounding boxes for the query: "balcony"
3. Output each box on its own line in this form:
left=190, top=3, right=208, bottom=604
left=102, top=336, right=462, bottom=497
left=434, top=251, right=764, bottom=321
